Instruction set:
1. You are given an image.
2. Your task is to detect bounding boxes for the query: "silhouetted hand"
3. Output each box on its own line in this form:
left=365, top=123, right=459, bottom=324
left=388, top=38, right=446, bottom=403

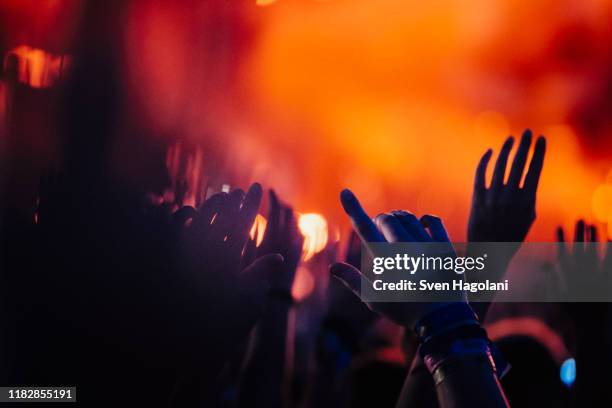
left=466, top=130, right=546, bottom=318
left=258, top=190, right=304, bottom=295
left=330, top=189, right=465, bottom=329
left=556, top=220, right=611, bottom=302
left=345, top=229, right=362, bottom=268
left=556, top=221, right=612, bottom=407
left=468, top=129, right=546, bottom=243
left=238, top=190, right=302, bottom=408
left=177, top=184, right=284, bottom=368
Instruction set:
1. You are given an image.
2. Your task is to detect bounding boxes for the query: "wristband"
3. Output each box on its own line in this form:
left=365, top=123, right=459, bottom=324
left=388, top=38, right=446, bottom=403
left=419, top=324, right=488, bottom=357
left=416, top=302, right=510, bottom=382
left=415, top=302, right=479, bottom=343
left=430, top=352, right=496, bottom=385
left=419, top=325, right=510, bottom=382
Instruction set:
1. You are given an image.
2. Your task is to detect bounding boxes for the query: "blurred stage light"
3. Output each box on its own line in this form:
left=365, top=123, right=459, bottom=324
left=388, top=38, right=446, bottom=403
left=298, top=213, right=328, bottom=261
left=560, top=358, right=576, bottom=387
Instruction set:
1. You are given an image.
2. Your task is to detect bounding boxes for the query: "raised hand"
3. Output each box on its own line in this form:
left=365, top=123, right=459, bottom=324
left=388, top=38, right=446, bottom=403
left=556, top=221, right=612, bottom=407
left=556, top=220, right=610, bottom=301
left=258, top=190, right=304, bottom=295
left=466, top=130, right=546, bottom=319
left=468, top=129, right=546, bottom=243
left=345, top=229, right=362, bottom=268
left=176, top=184, right=283, bottom=369
left=238, top=190, right=303, bottom=408
left=330, top=189, right=465, bottom=329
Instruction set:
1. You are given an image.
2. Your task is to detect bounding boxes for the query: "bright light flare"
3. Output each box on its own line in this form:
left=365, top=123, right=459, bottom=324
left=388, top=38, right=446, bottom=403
left=250, top=214, right=267, bottom=247
left=560, top=358, right=576, bottom=388
left=256, top=0, right=279, bottom=6
left=165, top=142, right=205, bottom=207
left=298, top=213, right=328, bottom=261
left=592, top=183, right=612, bottom=223
left=291, top=266, right=315, bottom=301
left=5, top=45, right=68, bottom=88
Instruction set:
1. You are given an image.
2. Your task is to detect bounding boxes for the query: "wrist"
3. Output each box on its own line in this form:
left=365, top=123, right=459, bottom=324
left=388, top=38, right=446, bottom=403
left=416, top=303, right=509, bottom=382
left=415, top=302, right=478, bottom=342
left=430, top=352, right=496, bottom=385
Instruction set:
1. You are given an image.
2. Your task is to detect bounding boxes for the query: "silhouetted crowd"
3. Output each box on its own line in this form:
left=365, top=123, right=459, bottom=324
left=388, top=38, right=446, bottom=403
left=2, top=9, right=612, bottom=408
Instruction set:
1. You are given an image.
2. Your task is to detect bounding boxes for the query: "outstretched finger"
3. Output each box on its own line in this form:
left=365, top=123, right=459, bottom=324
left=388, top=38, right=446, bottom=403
left=376, top=213, right=416, bottom=242
left=589, top=225, right=598, bottom=243
left=222, top=184, right=261, bottom=253
left=507, top=129, right=532, bottom=189
left=556, top=226, right=568, bottom=260
left=586, top=224, right=598, bottom=259
left=263, top=189, right=281, bottom=245
left=242, top=236, right=258, bottom=268
left=490, top=137, right=514, bottom=194
left=420, top=215, right=451, bottom=243
left=473, top=149, right=492, bottom=203
left=330, top=262, right=364, bottom=299
left=391, top=211, right=430, bottom=242
left=523, top=136, right=546, bottom=198
left=268, top=189, right=281, bottom=224
left=340, top=189, right=385, bottom=243
left=210, top=190, right=244, bottom=243
left=573, top=220, right=586, bottom=257
left=195, top=192, right=228, bottom=233
left=556, top=226, right=572, bottom=282
left=228, top=188, right=246, bottom=220
left=603, top=240, right=612, bottom=275
left=237, top=183, right=263, bottom=237
left=282, top=206, right=294, bottom=234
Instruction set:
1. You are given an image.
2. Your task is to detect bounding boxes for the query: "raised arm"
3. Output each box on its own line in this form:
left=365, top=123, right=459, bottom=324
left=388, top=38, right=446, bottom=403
left=332, top=189, right=509, bottom=408
left=172, top=184, right=284, bottom=404
left=468, top=129, right=546, bottom=318
left=556, top=221, right=612, bottom=408
left=239, top=190, right=303, bottom=408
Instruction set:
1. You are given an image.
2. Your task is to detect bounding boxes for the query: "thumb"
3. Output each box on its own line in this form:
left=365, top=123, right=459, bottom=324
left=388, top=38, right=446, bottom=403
left=330, top=262, right=363, bottom=299
left=236, top=254, right=285, bottom=329
left=240, top=253, right=285, bottom=294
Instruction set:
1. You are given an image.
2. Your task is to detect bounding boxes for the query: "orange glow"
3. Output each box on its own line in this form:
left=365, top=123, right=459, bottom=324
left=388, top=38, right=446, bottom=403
left=592, top=184, right=612, bottom=223
left=249, top=214, right=268, bottom=246
left=291, top=266, right=315, bottom=301
left=298, top=213, right=329, bottom=261
left=256, top=0, right=279, bottom=6
left=239, top=0, right=611, bottom=241
left=165, top=143, right=205, bottom=207
left=112, top=0, right=612, bottom=243
left=5, top=2, right=610, bottom=245
left=5, top=45, right=68, bottom=88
